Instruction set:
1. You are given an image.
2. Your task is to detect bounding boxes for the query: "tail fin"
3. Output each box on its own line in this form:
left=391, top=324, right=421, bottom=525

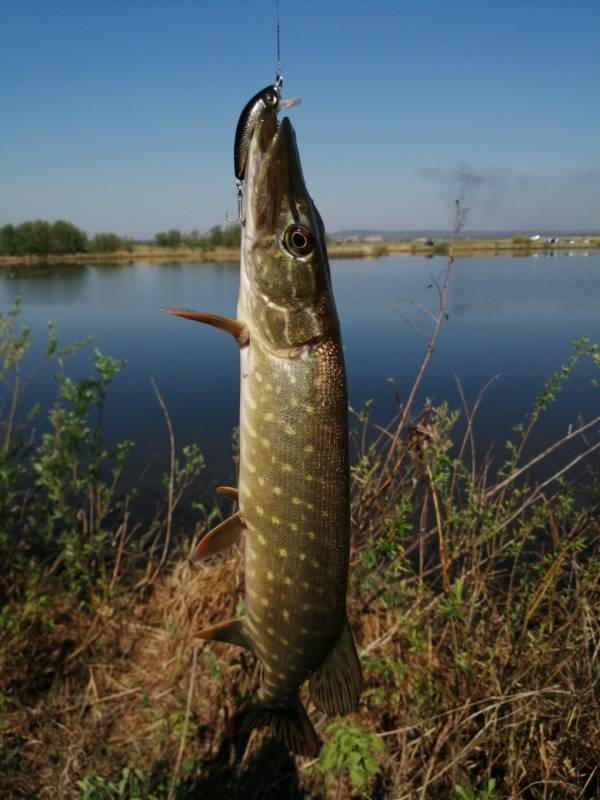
left=225, top=694, right=319, bottom=756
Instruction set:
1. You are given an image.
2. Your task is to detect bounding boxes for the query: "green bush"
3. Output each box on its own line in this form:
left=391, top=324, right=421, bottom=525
left=154, top=229, right=182, bottom=248
left=0, top=219, right=87, bottom=255
left=89, top=233, right=126, bottom=253
left=315, top=721, right=384, bottom=791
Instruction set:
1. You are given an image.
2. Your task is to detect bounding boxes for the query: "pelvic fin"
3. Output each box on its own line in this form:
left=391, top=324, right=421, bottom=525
left=216, top=485, right=239, bottom=500
left=191, top=512, right=245, bottom=560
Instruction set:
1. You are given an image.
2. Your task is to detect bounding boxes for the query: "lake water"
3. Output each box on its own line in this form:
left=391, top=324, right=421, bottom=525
left=1, top=252, right=599, bottom=507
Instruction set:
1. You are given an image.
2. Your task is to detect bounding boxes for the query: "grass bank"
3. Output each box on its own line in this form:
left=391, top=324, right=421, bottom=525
left=1, top=278, right=599, bottom=799
left=1, top=236, right=598, bottom=266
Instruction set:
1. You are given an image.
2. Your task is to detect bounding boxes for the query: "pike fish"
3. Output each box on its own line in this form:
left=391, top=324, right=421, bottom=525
left=167, top=102, right=361, bottom=755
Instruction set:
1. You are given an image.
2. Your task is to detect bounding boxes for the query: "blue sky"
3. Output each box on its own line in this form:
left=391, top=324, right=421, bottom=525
left=1, top=0, right=599, bottom=237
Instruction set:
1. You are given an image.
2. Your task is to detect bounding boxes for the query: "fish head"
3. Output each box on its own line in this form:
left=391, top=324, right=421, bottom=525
left=240, top=115, right=339, bottom=352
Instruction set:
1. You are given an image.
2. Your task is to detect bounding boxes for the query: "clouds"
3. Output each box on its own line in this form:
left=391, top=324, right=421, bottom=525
left=418, top=165, right=600, bottom=230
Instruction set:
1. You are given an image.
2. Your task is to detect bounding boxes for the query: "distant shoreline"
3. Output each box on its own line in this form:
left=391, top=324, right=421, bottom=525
left=1, top=236, right=598, bottom=266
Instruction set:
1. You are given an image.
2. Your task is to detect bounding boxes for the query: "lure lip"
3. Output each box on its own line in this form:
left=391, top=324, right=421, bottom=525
left=280, top=96, right=301, bottom=110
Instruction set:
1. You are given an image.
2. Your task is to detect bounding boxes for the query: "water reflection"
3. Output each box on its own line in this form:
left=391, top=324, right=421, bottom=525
left=1, top=254, right=599, bottom=500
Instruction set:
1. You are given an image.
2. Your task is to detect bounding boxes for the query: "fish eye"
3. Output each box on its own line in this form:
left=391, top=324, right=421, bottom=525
left=265, top=91, right=277, bottom=106
left=283, top=225, right=314, bottom=257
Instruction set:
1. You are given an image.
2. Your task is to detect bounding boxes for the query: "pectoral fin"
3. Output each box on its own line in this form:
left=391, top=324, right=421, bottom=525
left=163, top=307, right=249, bottom=345
left=198, top=618, right=253, bottom=652
left=191, top=512, right=245, bottom=560
left=308, top=618, right=362, bottom=715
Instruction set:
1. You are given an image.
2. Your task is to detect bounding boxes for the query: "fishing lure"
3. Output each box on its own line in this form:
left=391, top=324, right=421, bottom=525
left=234, top=83, right=281, bottom=182
left=229, top=82, right=300, bottom=223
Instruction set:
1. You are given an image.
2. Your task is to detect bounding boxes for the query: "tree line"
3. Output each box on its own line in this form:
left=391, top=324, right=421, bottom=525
left=0, top=220, right=132, bottom=256
left=0, top=220, right=242, bottom=256
left=154, top=224, right=241, bottom=250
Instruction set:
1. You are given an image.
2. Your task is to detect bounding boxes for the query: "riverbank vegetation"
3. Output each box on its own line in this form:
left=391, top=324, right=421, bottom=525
left=1, top=219, right=598, bottom=266
left=1, top=263, right=599, bottom=798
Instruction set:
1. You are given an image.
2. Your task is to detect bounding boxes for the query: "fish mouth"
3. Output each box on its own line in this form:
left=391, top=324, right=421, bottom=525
left=245, top=115, right=309, bottom=232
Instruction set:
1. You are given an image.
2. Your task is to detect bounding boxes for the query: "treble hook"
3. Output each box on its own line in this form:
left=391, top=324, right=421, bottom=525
left=225, top=179, right=245, bottom=226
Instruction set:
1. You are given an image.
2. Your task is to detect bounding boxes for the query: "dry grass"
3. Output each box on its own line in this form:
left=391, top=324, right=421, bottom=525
left=2, top=492, right=598, bottom=798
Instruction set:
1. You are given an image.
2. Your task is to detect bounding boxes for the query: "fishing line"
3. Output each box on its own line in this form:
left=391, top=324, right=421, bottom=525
left=275, top=0, right=282, bottom=87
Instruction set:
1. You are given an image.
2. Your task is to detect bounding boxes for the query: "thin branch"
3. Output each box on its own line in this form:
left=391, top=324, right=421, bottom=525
left=485, top=414, right=600, bottom=499
left=151, top=378, right=175, bottom=572
left=168, top=645, right=198, bottom=800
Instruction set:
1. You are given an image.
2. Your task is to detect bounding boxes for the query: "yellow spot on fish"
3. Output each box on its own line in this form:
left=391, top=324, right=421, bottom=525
left=284, top=424, right=295, bottom=436
left=246, top=421, right=257, bottom=438
left=260, top=597, right=269, bottom=607
left=267, top=627, right=275, bottom=636
left=282, top=463, right=293, bottom=472
left=295, top=647, right=305, bottom=655
left=273, top=486, right=283, bottom=495
left=307, top=531, right=316, bottom=540
left=277, top=672, right=285, bottom=679
left=302, top=581, right=310, bottom=589
left=279, top=548, right=288, bottom=557
left=258, top=477, right=265, bottom=486
left=312, top=559, right=320, bottom=568
left=271, top=516, right=281, bottom=526
left=248, top=568, right=256, bottom=578
left=247, top=394, right=257, bottom=410
left=255, top=373, right=263, bottom=383
left=305, top=405, right=314, bottom=414
left=267, top=570, right=274, bottom=580
left=299, top=552, right=307, bottom=561
left=260, top=437, right=271, bottom=449
left=292, top=496, right=301, bottom=505
left=265, top=382, right=273, bottom=392
left=281, top=637, right=289, bottom=646
left=284, top=577, right=292, bottom=585
left=289, top=375, right=297, bottom=385
left=290, top=398, right=299, bottom=407
left=247, top=463, right=256, bottom=474
left=304, top=444, right=314, bottom=454
left=282, top=609, right=290, bottom=620
left=256, top=506, right=264, bottom=517
left=304, top=474, right=314, bottom=482
left=263, top=411, right=275, bottom=422
left=257, top=534, right=266, bottom=545
left=302, top=603, right=310, bottom=611
left=307, top=502, right=314, bottom=510
left=300, top=627, right=309, bottom=634
left=290, top=522, right=299, bottom=532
